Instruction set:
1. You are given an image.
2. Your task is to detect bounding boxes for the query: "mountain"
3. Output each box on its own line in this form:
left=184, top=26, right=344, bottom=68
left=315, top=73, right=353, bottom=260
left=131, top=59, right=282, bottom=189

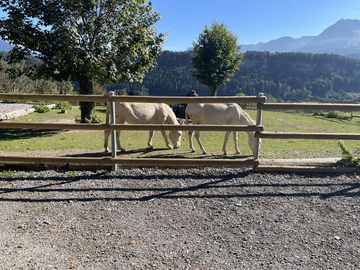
left=298, top=19, right=360, bottom=55
left=257, top=36, right=315, bottom=53
left=241, top=42, right=266, bottom=52
left=242, top=19, right=360, bottom=56
left=0, top=39, right=12, bottom=52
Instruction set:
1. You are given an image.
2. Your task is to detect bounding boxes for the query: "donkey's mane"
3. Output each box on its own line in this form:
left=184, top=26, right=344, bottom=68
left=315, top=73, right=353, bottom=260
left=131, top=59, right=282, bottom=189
left=165, top=104, right=179, bottom=124
left=238, top=105, right=255, bottom=125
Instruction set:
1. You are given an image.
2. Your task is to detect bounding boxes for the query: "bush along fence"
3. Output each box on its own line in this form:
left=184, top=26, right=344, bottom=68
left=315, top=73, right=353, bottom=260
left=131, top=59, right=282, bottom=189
left=0, top=93, right=360, bottom=172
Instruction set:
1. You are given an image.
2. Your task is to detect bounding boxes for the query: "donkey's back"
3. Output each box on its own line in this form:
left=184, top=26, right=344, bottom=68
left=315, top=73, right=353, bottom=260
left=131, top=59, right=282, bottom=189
left=186, top=103, right=244, bottom=125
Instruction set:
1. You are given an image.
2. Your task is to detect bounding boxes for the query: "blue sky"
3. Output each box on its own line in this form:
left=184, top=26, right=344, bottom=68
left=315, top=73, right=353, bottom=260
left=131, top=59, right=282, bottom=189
left=152, top=0, right=360, bottom=51
left=1, top=0, right=360, bottom=52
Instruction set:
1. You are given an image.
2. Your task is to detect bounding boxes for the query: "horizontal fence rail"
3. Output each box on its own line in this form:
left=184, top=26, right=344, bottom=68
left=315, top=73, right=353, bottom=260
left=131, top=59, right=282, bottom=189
left=0, top=156, right=259, bottom=167
left=256, top=131, right=360, bottom=140
left=1, top=93, right=359, bottom=172
left=258, top=103, right=360, bottom=111
left=0, top=93, right=267, bottom=104
left=0, top=122, right=264, bottom=132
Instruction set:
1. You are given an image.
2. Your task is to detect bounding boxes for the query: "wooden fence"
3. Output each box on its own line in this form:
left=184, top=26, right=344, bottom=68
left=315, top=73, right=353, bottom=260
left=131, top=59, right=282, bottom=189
left=1, top=93, right=360, bottom=172
left=0, top=93, right=264, bottom=170
left=296, top=99, right=360, bottom=119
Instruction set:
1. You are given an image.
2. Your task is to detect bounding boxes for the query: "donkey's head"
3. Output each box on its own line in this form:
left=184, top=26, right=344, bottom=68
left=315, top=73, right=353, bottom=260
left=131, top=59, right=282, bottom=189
left=247, top=132, right=261, bottom=154
left=169, top=121, right=184, bottom=149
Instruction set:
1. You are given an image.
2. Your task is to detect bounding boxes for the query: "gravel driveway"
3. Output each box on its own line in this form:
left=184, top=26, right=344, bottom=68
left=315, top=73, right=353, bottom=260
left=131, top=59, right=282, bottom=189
left=0, top=167, right=359, bottom=269
left=0, top=103, right=359, bottom=269
left=0, top=103, right=35, bottom=114
left=0, top=103, right=35, bottom=121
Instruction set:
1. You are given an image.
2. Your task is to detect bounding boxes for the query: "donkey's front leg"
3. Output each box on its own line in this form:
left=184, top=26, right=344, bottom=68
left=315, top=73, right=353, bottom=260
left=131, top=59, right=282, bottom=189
left=222, top=131, right=232, bottom=155
left=233, top=131, right=241, bottom=154
left=115, top=130, right=126, bottom=152
left=104, top=130, right=125, bottom=152
left=160, top=130, right=173, bottom=149
left=148, top=130, right=155, bottom=149
left=188, top=131, right=196, bottom=152
left=194, top=131, right=207, bottom=154
left=104, top=129, right=111, bottom=153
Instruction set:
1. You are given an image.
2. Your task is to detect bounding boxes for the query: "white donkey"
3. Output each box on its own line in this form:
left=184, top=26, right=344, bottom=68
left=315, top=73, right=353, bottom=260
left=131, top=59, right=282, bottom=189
left=185, top=103, right=259, bottom=155
left=104, top=102, right=182, bottom=152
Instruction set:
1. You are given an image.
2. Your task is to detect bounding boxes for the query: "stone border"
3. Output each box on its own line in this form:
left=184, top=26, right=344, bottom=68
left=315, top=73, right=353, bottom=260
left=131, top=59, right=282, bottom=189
left=0, top=104, right=56, bottom=121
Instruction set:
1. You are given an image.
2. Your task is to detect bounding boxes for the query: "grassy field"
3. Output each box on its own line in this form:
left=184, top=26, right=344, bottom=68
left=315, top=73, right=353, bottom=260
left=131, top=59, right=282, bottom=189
left=0, top=105, right=359, bottom=159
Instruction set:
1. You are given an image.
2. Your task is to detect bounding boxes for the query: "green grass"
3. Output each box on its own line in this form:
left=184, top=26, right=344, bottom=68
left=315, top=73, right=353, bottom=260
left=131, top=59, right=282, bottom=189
left=258, top=110, right=360, bottom=158
left=0, top=107, right=106, bottom=151
left=1, top=107, right=359, bottom=159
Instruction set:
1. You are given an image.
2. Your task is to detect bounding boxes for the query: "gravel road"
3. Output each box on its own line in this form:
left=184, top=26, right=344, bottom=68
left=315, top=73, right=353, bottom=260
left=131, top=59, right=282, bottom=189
left=0, top=103, right=359, bottom=269
left=0, top=102, right=35, bottom=121
left=0, top=167, right=359, bottom=269
left=0, top=103, right=35, bottom=114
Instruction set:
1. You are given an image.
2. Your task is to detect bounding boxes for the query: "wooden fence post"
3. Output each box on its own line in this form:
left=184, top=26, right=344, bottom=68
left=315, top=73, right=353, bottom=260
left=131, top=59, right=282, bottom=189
left=109, top=91, right=117, bottom=171
left=254, top=93, right=264, bottom=160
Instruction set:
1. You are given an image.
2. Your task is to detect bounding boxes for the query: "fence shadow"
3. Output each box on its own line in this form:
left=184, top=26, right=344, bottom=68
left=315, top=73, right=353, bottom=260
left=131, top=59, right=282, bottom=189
left=0, top=170, right=359, bottom=203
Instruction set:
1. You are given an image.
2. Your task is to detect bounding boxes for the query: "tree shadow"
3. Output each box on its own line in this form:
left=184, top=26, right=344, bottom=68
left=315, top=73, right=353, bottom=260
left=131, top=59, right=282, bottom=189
left=0, top=128, right=66, bottom=141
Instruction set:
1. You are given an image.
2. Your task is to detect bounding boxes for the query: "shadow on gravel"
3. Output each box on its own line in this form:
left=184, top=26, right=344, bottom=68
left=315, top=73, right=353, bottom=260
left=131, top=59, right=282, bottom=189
left=0, top=171, right=359, bottom=203
left=63, top=148, right=176, bottom=158
left=55, top=149, right=252, bottom=159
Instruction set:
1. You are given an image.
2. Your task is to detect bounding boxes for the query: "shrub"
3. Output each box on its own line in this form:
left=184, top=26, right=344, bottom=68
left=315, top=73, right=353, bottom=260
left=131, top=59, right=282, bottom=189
left=325, top=111, right=340, bottom=118
left=75, top=114, right=104, bottom=123
left=313, top=110, right=325, bottom=116
left=54, top=101, right=73, bottom=110
left=338, top=140, right=360, bottom=169
left=325, top=111, right=349, bottom=119
left=89, top=115, right=104, bottom=123
left=33, top=104, right=50, bottom=113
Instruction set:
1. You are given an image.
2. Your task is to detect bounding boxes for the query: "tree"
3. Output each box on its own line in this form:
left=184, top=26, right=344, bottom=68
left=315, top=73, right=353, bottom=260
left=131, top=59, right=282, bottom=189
left=190, top=21, right=243, bottom=96
left=0, top=0, right=166, bottom=122
left=0, top=59, right=32, bottom=94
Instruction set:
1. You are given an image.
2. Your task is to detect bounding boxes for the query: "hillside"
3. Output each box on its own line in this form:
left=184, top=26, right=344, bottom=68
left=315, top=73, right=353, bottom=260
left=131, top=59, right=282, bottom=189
left=2, top=48, right=360, bottom=102
left=104, top=50, right=360, bottom=101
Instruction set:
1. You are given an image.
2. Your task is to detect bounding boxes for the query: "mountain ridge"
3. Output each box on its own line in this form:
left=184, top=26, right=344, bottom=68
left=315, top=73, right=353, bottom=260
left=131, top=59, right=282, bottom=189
left=0, top=39, right=12, bottom=52
left=1, top=18, right=360, bottom=57
left=241, top=19, right=360, bottom=57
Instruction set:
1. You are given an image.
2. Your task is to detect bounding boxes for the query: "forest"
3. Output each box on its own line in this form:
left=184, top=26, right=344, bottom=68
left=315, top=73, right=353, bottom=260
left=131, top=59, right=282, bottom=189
left=1, top=50, right=360, bottom=102
left=105, top=51, right=360, bottom=102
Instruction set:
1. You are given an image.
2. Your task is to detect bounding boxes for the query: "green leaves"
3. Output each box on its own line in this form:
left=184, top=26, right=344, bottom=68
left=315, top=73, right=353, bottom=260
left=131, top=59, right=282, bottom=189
left=338, top=140, right=360, bottom=169
left=0, top=0, right=166, bottom=122
left=0, top=0, right=166, bottom=84
left=190, top=20, right=243, bottom=96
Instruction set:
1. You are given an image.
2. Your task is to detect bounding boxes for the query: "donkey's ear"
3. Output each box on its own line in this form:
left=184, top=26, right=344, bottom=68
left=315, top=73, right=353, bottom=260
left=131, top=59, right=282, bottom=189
left=179, top=120, right=184, bottom=125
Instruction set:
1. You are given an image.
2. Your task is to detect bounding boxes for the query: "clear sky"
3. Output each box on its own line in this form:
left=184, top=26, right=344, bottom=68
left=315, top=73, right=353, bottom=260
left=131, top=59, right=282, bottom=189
left=152, top=0, right=360, bottom=51
left=1, top=0, right=359, bottom=52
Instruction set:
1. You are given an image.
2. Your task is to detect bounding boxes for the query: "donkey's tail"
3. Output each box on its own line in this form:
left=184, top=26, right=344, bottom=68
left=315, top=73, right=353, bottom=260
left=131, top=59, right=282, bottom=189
left=184, top=109, right=190, bottom=140
left=185, top=110, right=189, bottom=125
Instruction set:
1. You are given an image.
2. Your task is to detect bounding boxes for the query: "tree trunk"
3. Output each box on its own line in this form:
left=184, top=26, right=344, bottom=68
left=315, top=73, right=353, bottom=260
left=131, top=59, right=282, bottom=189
left=210, top=85, right=217, bottom=96
left=78, top=75, right=95, bottom=123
